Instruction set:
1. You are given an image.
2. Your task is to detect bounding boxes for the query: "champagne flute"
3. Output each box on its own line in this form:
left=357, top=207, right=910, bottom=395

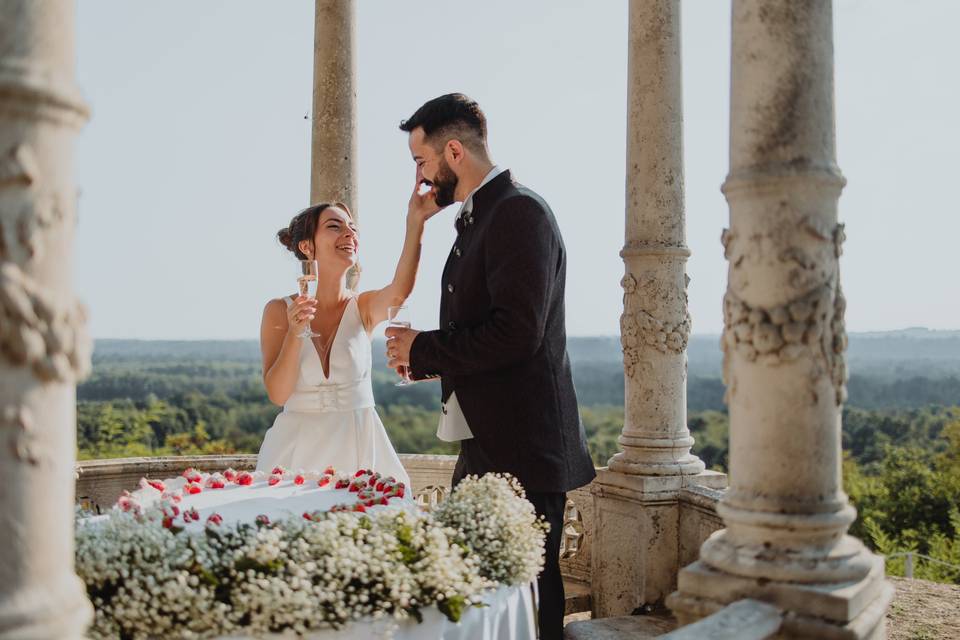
left=387, top=305, right=413, bottom=386
left=296, top=260, right=322, bottom=339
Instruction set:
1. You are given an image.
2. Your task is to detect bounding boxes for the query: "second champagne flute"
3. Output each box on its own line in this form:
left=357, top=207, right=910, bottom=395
left=387, top=305, right=413, bottom=386
left=296, top=260, right=322, bottom=339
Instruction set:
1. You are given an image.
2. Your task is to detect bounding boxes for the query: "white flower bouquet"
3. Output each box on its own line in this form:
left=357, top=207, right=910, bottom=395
left=434, top=473, right=549, bottom=585
left=75, top=472, right=545, bottom=639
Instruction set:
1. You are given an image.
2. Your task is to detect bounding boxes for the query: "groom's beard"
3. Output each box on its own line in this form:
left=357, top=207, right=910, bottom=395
left=429, top=159, right=458, bottom=208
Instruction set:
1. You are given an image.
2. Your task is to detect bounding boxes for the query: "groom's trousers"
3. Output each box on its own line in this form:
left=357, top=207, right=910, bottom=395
left=526, top=491, right=567, bottom=640
left=451, top=456, right=569, bottom=639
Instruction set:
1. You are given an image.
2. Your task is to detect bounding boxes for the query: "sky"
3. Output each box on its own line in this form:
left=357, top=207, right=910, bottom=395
left=74, top=1, right=960, bottom=340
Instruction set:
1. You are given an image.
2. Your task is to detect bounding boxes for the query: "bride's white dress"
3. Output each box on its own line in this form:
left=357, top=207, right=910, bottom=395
left=255, top=296, right=410, bottom=487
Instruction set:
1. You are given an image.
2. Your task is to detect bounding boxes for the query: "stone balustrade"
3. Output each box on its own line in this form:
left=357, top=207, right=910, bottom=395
left=75, top=453, right=457, bottom=513
left=76, top=455, right=257, bottom=513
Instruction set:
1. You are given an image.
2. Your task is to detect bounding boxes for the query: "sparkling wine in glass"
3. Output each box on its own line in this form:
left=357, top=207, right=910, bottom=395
left=296, top=260, right=322, bottom=339
left=387, top=305, right=413, bottom=386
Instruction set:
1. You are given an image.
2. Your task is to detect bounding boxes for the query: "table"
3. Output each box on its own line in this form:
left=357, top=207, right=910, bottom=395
left=217, top=584, right=537, bottom=640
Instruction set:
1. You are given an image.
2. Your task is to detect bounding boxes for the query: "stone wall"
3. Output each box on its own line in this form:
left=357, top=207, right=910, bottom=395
left=75, top=454, right=458, bottom=512
left=75, top=455, right=258, bottom=513
left=677, top=485, right=725, bottom=570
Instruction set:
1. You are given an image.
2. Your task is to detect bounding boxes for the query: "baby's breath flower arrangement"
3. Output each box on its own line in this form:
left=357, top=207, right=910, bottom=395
left=75, top=472, right=545, bottom=639
left=434, top=473, right=549, bottom=585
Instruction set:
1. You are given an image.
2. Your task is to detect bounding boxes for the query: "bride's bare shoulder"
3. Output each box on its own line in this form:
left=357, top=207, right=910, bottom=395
left=263, top=296, right=292, bottom=316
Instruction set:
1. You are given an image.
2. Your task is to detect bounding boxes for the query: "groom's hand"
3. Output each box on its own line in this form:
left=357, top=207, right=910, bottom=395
left=385, top=326, right=420, bottom=371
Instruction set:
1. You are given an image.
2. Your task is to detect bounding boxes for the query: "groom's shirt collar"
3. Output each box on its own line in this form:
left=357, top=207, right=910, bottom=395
left=455, top=165, right=506, bottom=226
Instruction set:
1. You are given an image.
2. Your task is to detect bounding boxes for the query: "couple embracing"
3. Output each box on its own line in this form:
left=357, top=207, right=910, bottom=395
left=256, top=93, right=595, bottom=639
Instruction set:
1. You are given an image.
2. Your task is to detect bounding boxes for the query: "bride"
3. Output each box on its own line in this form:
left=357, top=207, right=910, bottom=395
left=256, top=193, right=436, bottom=486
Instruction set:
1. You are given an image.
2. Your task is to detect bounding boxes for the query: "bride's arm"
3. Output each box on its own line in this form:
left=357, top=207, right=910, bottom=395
left=358, top=215, right=424, bottom=331
left=358, top=177, right=441, bottom=330
left=261, top=297, right=314, bottom=405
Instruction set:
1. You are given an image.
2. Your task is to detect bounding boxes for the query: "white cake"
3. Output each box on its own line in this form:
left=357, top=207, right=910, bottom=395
left=114, top=466, right=409, bottom=532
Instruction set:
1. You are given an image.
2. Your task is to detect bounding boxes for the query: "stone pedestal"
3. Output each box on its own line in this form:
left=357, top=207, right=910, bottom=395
left=0, top=1, right=92, bottom=637
left=592, top=471, right=726, bottom=616
left=667, top=2, right=891, bottom=637
left=591, top=0, right=727, bottom=618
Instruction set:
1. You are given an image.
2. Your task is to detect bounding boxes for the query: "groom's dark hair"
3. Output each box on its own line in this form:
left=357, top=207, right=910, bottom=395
left=399, top=93, right=488, bottom=155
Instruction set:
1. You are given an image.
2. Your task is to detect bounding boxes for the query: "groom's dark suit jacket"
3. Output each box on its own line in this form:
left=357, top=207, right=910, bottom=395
left=409, top=170, right=596, bottom=494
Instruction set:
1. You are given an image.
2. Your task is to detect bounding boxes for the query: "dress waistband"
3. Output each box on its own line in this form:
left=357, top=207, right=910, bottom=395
left=283, top=379, right=375, bottom=414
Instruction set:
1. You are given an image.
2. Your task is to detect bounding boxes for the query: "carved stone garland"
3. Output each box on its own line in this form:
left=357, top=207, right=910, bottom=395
left=720, top=223, right=848, bottom=406
left=0, top=143, right=91, bottom=383
left=620, top=272, right=691, bottom=379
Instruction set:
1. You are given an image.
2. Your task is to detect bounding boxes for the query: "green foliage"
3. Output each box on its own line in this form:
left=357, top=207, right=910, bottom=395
left=845, top=416, right=960, bottom=584
left=77, top=397, right=245, bottom=460
left=580, top=405, right=623, bottom=465
left=688, top=411, right=730, bottom=471
left=437, top=595, right=467, bottom=623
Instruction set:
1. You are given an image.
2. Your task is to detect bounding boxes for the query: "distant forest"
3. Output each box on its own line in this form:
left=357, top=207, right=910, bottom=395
left=78, top=330, right=960, bottom=583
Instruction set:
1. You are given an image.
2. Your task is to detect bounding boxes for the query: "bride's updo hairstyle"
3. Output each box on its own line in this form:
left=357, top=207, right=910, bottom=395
left=277, top=202, right=361, bottom=288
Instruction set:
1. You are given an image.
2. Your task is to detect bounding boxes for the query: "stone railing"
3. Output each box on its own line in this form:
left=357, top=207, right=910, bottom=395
left=75, top=454, right=456, bottom=514
left=76, top=454, right=259, bottom=513
left=677, top=484, right=726, bottom=570
left=75, top=455, right=724, bottom=619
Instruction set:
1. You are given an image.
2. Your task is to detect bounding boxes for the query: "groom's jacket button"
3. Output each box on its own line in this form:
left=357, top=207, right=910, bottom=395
left=448, top=321, right=458, bottom=331
left=454, top=246, right=461, bottom=257
left=447, top=283, right=455, bottom=293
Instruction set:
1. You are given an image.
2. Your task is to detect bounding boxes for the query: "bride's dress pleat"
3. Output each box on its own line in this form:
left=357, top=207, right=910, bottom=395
left=255, top=296, right=410, bottom=487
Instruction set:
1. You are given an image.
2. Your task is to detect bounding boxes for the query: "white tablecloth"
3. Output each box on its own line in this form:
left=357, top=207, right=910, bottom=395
left=218, top=584, right=537, bottom=640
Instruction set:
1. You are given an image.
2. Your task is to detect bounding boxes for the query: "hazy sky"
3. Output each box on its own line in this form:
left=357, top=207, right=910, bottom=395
left=75, top=1, right=959, bottom=340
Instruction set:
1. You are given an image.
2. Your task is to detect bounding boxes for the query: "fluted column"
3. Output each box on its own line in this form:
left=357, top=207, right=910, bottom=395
left=310, top=0, right=357, bottom=215
left=0, top=1, right=93, bottom=637
left=590, top=0, right=725, bottom=617
left=668, top=3, right=891, bottom=637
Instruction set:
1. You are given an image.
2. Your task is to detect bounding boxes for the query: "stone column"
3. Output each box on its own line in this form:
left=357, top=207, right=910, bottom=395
left=590, top=0, right=726, bottom=617
left=310, top=0, right=357, bottom=215
left=0, top=1, right=93, bottom=637
left=668, top=3, right=892, bottom=637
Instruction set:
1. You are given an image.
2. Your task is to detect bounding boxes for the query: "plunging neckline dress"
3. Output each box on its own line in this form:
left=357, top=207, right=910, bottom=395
left=254, top=296, right=410, bottom=487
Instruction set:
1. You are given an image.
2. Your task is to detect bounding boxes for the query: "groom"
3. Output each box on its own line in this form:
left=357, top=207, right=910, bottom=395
left=385, top=93, right=596, bottom=639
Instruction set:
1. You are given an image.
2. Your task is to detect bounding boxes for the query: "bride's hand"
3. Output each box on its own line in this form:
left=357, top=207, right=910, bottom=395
left=286, top=296, right=317, bottom=337
left=407, top=169, right=443, bottom=227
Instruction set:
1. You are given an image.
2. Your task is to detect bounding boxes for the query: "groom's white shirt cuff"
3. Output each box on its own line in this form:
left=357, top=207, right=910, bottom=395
left=437, top=392, right=474, bottom=442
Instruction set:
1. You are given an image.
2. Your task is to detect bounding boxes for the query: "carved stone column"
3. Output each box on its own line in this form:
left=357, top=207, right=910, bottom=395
left=590, top=0, right=726, bottom=617
left=310, top=0, right=357, bottom=214
left=668, top=3, right=892, bottom=637
left=0, top=1, right=93, bottom=637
